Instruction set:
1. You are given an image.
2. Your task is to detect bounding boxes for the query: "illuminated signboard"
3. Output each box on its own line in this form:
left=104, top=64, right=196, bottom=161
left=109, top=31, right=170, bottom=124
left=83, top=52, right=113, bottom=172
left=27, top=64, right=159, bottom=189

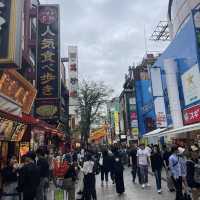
left=35, top=5, right=60, bottom=120
left=0, top=69, right=37, bottom=113
left=0, top=0, right=23, bottom=69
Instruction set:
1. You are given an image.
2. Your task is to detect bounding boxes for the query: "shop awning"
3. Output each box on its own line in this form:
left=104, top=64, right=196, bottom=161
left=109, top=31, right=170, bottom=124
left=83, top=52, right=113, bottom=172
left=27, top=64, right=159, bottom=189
left=0, top=109, right=64, bottom=140
left=143, top=128, right=167, bottom=138
left=158, top=122, right=200, bottom=137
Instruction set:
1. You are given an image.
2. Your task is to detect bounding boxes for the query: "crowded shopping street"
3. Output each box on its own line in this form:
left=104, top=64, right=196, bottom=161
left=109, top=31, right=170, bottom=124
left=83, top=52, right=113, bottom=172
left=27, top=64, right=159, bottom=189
left=1, top=0, right=200, bottom=200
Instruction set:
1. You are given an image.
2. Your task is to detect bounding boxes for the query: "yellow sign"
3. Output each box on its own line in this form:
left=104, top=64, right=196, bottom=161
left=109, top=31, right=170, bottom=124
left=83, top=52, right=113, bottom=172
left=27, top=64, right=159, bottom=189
left=132, top=128, right=139, bottom=136
left=114, top=112, right=120, bottom=135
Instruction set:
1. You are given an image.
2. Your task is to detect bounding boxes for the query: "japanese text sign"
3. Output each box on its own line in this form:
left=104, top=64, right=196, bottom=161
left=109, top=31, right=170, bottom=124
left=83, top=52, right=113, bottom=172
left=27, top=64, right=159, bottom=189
left=0, top=69, right=37, bottom=113
left=37, top=5, right=60, bottom=99
left=183, top=104, right=200, bottom=125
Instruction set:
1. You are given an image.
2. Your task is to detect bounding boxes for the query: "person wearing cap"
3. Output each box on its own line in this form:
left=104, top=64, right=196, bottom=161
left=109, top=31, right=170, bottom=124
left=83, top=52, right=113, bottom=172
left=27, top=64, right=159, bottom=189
left=18, top=153, right=40, bottom=200
left=186, top=145, right=200, bottom=200
left=169, top=145, right=184, bottom=200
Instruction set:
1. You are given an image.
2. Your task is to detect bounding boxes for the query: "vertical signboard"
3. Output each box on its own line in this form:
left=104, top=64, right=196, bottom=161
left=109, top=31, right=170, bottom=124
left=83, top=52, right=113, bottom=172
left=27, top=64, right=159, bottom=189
left=68, top=46, right=78, bottom=115
left=35, top=5, right=60, bottom=120
left=114, top=111, right=120, bottom=135
left=0, top=0, right=23, bottom=69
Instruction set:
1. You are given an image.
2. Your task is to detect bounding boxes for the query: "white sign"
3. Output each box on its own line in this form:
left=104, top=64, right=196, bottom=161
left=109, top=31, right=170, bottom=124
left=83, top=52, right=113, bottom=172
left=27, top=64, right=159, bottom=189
left=181, top=64, right=200, bottom=106
left=150, top=67, right=163, bottom=97
left=154, top=97, right=167, bottom=128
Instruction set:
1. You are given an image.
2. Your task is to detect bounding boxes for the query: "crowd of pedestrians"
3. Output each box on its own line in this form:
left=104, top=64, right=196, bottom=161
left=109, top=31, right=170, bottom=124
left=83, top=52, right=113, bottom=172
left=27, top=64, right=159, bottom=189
left=1, top=143, right=200, bottom=200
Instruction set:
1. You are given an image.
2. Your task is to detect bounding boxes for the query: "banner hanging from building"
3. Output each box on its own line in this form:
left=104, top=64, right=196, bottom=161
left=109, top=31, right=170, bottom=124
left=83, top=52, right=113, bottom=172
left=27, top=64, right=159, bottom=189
left=0, top=0, right=23, bottom=69
left=35, top=5, right=60, bottom=120
left=68, top=46, right=78, bottom=115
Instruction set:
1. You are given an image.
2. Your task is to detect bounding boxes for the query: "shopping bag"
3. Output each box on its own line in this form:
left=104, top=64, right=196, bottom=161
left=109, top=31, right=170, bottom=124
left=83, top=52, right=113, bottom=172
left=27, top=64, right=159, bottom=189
left=54, top=189, right=66, bottom=200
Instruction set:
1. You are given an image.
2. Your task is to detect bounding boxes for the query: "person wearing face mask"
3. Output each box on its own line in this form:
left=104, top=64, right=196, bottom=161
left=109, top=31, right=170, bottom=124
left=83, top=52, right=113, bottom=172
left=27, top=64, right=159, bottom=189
left=113, top=156, right=125, bottom=195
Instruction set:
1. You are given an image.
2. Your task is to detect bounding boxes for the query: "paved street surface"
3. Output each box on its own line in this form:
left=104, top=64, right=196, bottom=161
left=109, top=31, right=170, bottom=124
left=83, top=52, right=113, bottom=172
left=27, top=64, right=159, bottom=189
left=48, top=167, right=174, bottom=200
left=95, top=167, right=174, bottom=200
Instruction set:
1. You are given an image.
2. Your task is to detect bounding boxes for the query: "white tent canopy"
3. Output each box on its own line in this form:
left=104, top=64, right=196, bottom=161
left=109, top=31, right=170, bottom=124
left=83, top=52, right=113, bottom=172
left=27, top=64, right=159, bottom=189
left=158, top=122, right=200, bottom=137
left=143, top=128, right=167, bottom=138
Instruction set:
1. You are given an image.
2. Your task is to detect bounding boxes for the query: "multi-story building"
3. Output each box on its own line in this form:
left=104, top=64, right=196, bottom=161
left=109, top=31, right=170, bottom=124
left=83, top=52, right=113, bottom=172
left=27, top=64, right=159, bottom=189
left=119, top=66, right=138, bottom=144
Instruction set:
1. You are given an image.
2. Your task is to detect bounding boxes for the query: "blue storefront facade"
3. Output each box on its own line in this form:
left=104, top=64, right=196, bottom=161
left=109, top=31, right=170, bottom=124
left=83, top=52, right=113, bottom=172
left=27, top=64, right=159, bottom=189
left=135, top=7, right=200, bottom=142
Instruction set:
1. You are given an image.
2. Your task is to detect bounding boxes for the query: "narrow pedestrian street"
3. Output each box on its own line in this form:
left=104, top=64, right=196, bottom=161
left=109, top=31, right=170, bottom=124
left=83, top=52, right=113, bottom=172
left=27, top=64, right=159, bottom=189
left=48, top=167, right=174, bottom=200
left=95, top=168, right=174, bottom=200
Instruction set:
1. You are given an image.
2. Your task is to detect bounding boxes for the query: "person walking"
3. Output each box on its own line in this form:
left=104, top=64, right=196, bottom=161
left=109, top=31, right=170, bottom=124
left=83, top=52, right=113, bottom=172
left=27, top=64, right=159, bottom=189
left=63, top=162, right=76, bottom=200
left=129, top=144, right=138, bottom=183
left=1, top=156, right=18, bottom=200
left=18, top=153, right=40, bottom=200
left=99, top=150, right=110, bottom=186
left=163, top=145, right=175, bottom=192
left=137, top=143, right=150, bottom=189
left=113, top=156, right=125, bottom=195
left=186, top=145, right=200, bottom=200
left=150, top=145, right=163, bottom=194
left=82, top=154, right=97, bottom=200
left=169, top=145, right=183, bottom=200
left=36, top=149, right=50, bottom=200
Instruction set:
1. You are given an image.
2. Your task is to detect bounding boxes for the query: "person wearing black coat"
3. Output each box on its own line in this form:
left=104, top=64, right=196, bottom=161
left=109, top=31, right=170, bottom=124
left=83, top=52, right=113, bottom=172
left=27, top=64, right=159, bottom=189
left=18, top=154, right=40, bottom=200
left=100, top=150, right=110, bottom=186
left=113, top=156, right=125, bottom=195
left=186, top=146, right=200, bottom=200
left=150, top=145, right=163, bottom=194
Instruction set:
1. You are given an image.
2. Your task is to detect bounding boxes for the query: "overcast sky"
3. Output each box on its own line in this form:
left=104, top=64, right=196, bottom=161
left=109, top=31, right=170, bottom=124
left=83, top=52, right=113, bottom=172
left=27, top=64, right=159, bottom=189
left=41, top=0, right=169, bottom=95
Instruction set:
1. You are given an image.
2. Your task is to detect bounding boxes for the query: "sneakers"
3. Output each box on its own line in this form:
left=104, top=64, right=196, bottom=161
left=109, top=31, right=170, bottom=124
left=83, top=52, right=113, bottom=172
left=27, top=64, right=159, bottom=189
left=146, top=183, right=150, bottom=187
left=142, top=184, right=145, bottom=189
left=157, top=189, right=162, bottom=194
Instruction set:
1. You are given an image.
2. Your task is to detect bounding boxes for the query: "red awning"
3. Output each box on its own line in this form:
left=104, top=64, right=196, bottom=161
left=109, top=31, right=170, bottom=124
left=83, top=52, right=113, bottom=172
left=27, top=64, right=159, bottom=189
left=0, top=109, right=64, bottom=138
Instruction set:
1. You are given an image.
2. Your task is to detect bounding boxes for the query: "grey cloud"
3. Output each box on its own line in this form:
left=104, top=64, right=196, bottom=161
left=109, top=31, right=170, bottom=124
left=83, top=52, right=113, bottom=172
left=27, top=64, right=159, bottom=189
left=41, top=0, right=169, bottom=95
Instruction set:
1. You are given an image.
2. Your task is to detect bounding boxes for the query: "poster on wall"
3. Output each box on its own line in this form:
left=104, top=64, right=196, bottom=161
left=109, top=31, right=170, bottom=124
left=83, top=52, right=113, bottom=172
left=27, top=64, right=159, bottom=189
left=0, top=0, right=23, bottom=69
left=154, top=97, right=167, bottom=128
left=181, top=64, right=200, bottom=106
left=114, top=111, right=120, bottom=135
left=35, top=5, right=60, bottom=120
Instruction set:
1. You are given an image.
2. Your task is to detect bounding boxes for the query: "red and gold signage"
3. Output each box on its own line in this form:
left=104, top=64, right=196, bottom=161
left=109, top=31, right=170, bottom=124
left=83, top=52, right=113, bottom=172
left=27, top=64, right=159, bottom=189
left=0, top=69, right=37, bottom=113
left=183, top=104, right=200, bottom=125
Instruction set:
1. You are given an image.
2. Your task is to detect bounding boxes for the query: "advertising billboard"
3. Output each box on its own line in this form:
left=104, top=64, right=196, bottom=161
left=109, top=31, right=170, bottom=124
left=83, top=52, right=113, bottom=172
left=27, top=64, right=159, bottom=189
left=0, top=0, right=23, bottom=69
left=0, top=69, right=37, bottom=113
left=35, top=5, right=60, bottom=120
left=150, top=67, right=163, bottom=97
left=181, top=64, right=200, bottom=106
left=154, top=97, right=167, bottom=128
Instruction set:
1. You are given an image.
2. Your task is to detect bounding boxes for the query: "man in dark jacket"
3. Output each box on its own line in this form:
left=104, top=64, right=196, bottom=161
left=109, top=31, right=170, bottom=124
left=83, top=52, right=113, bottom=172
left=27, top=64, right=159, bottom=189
left=129, top=144, right=138, bottom=183
left=18, top=154, right=40, bottom=200
left=36, top=149, right=50, bottom=200
left=186, top=145, right=200, bottom=200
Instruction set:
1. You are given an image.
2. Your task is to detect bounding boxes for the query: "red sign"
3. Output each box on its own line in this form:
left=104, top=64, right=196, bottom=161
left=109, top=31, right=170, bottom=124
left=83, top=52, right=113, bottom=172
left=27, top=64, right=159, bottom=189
left=183, top=104, right=200, bottom=125
left=131, top=112, right=137, bottom=120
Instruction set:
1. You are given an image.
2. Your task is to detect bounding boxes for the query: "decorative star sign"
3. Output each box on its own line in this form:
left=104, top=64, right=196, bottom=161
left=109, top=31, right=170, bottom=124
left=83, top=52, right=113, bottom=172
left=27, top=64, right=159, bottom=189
left=187, top=74, right=194, bottom=86
left=0, top=2, right=6, bottom=31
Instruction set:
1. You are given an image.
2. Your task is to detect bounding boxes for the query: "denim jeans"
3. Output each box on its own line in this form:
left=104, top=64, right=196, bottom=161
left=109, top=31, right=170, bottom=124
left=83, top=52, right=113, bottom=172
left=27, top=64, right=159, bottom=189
left=139, top=165, right=148, bottom=184
left=131, top=165, right=137, bottom=182
left=154, top=170, right=161, bottom=190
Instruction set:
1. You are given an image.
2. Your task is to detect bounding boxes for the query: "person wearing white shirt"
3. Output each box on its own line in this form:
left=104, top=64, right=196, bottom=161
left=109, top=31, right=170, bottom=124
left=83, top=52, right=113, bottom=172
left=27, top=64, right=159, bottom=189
left=137, top=144, right=150, bottom=189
